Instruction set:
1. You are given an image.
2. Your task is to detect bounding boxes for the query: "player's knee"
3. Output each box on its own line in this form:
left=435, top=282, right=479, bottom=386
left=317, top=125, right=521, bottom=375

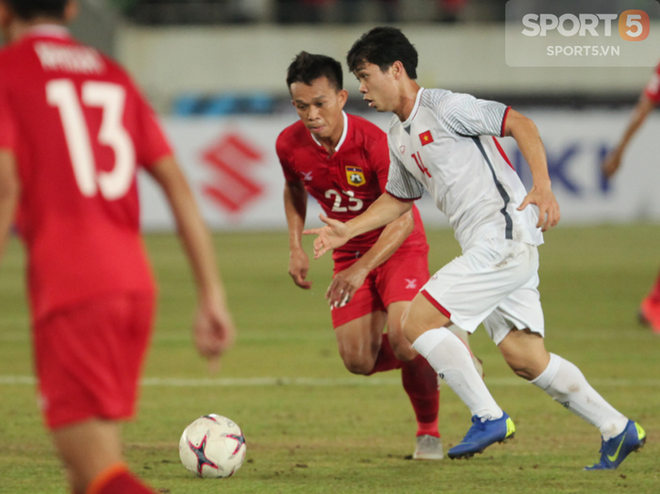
left=500, top=331, right=549, bottom=380
left=338, top=346, right=377, bottom=375
left=503, top=353, right=541, bottom=380
left=390, top=338, right=416, bottom=361
left=508, top=362, right=536, bottom=380
left=342, top=356, right=374, bottom=375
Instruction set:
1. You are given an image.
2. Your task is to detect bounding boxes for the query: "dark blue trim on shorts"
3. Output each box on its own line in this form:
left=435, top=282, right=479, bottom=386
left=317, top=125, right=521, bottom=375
left=471, top=137, right=513, bottom=240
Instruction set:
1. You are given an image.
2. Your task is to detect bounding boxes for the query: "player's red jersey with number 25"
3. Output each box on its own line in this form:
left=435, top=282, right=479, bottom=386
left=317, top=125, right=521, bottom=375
left=276, top=112, right=426, bottom=256
left=0, top=26, right=172, bottom=320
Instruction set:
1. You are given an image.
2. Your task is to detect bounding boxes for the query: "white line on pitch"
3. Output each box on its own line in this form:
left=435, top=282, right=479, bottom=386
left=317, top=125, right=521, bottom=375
left=1, top=375, right=660, bottom=387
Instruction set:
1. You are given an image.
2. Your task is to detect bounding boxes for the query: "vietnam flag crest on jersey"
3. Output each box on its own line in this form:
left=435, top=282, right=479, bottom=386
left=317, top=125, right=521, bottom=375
left=419, top=130, right=433, bottom=146
left=346, top=166, right=365, bottom=186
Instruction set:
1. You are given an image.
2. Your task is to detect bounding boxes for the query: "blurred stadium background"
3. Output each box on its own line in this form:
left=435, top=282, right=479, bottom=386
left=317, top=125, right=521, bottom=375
left=12, top=0, right=655, bottom=234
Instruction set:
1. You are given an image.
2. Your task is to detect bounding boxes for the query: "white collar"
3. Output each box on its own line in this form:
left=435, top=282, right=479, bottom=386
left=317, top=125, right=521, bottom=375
left=401, top=87, right=425, bottom=127
left=25, top=24, right=70, bottom=39
left=310, top=111, right=348, bottom=153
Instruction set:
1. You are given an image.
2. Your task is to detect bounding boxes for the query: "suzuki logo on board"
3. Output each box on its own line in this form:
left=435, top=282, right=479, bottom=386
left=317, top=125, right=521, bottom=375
left=201, top=133, right=265, bottom=214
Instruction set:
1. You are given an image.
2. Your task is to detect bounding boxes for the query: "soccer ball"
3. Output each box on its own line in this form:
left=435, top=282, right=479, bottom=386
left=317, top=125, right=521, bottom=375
left=179, top=414, right=246, bottom=478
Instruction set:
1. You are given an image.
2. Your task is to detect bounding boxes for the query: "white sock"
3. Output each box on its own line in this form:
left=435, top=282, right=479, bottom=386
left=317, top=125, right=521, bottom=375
left=413, top=327, right=503, bottom=420
left=531, top=353, right=628, bottom=440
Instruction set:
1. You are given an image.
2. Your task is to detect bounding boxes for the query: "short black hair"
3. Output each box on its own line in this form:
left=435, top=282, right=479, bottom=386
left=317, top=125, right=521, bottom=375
left=347, top=27, right=418, bottom=80
left=3, top=0, right=68, bottom=20
left=286, top=51, right=343, bottom=91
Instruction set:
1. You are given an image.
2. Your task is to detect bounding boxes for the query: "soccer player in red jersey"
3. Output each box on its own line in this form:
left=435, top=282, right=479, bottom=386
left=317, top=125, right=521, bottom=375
left=0, top=1, right=235, bottom=493
left=603, top=62, right=660, bottom=334
left=277, top=52, right=481, bottom=459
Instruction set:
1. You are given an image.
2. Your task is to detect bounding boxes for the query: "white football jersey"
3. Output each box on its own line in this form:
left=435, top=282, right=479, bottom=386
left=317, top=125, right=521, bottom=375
left=386, top=88, right=544, bottom=252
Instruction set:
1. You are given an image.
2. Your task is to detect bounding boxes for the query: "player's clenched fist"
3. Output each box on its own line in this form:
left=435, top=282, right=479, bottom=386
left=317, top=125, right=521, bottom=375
left=288, top=248, right=312, bottom=289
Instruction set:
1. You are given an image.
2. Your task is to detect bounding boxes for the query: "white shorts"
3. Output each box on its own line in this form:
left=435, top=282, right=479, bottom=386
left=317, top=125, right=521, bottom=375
left=420, top=237, right=545, bottom=344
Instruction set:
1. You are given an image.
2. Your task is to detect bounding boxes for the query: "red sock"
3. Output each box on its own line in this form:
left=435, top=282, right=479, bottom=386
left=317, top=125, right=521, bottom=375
left=87, top=464, right=157, bottom=494
left=401, top=355, right=440, bottom=438
left=649, top=269, right=660, bottom=304
left=367, top=335, right=403, bottom=375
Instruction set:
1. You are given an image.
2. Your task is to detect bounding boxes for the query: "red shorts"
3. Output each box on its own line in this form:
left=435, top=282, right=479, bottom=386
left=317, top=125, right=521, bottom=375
left=331, top=245, right=429, bottom=328
left=33, top=292, right=155, bottom=430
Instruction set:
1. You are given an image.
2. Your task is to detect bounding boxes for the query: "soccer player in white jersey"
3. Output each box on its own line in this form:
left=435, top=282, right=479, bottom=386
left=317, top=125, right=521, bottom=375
left=305, top=27, right=646, bottom=469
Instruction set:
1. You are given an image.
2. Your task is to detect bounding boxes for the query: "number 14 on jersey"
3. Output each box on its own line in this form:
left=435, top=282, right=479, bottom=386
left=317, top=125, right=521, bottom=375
left=412, top=152, right=432, bottom=178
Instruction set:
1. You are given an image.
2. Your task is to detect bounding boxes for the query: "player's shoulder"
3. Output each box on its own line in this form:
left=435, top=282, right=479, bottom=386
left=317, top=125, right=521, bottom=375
left=276, top=119, right=309, bottom=158
left=94, top=49, right=137, bottom=86
left=347, top=113, right=386, bottom=143
left=0, top=37, right=32, bottom=68
left=277, top=119, right=307, bottom=145
left=421, top=88, right=484, bottom=124
left=347, top=113, right=384, bottom=135
left=57, top=37, right=137, bottom=88
left=420, top=87, right=460, bottom=111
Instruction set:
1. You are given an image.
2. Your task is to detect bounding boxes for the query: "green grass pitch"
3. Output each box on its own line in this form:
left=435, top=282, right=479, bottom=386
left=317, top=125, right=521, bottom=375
left=1, top=225, right=659, bottom=493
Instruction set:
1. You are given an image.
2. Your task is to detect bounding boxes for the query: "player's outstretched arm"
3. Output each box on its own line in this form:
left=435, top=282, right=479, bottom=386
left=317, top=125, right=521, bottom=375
left=0, top=151, right=19, bottom=265
left=147, top=157, right=235, bottom=369
left=603, top=93, right=655, bottom=179
left=504, top=109, right=560, bottom=232
left=304, top=192, right=412, bottom=259
left=326, top=209, right=414, bottom=308
left=284, top=180, right=312, bottom=289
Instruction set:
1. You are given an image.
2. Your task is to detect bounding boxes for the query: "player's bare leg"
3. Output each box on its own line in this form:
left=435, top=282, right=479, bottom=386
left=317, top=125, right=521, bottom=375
left=52, top=419, right=156, bottom=494
left=497, top=328, right=549, bottom=380
left=386, top=301, right=417, bottom=362
left=335, top=307, right=443, bottom=459
left=498, top=328, right=644, bottom=469
left=387, top=301, right=442, bottom=459
left=334, top=311, right=393, bottom=375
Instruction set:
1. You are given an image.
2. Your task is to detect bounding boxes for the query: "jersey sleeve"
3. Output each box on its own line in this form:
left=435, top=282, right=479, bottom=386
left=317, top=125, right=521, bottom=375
left=0, top=82, right=17, bottom=152
left=385, top=149, right=424, bottom=200
left=644, top=65, right=660, bottom=105
left=275, top=134, right=300, bottom=183
left=131, top=85, right=173, bottom=168
left=439, top=92, right=509, bottom=138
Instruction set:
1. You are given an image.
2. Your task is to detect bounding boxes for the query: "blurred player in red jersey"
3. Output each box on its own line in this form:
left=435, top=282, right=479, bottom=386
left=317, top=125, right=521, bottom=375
left=0, top=1, right=235, bottom=493
left=603, top=62, right=660, bottom=334
left=277, top=52, right=482, bottom=460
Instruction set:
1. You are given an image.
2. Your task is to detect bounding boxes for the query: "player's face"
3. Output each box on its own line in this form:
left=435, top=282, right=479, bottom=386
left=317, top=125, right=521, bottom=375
left=290, top=77, right=348, bottom=142
left=353, top=63, right=399, bottom=113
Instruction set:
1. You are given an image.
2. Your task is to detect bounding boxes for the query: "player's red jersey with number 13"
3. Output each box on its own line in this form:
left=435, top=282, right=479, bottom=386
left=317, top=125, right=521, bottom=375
left=0, top=26, right=172, bottom=320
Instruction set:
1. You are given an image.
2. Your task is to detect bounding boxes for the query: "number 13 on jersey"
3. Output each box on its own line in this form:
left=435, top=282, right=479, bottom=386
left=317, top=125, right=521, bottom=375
left=47, top=78, right=135, bottom=200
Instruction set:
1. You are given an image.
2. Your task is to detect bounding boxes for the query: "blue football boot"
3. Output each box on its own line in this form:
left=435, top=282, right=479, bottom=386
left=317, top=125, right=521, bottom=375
left=447, top=411, right=516, bottom=459
left=584, top=420, right=646, bottom=470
